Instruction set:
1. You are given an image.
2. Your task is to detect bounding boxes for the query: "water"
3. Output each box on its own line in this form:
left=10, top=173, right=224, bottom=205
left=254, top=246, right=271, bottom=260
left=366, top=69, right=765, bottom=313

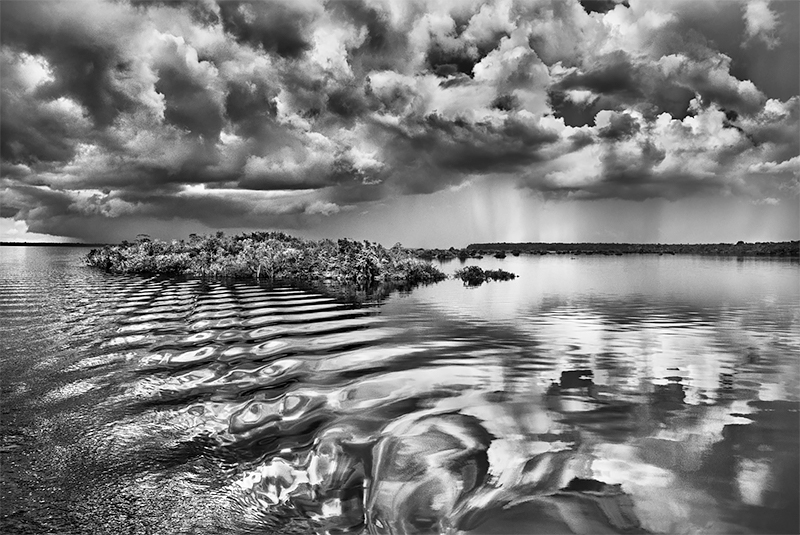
left=1, top=246, right=798, bottom=534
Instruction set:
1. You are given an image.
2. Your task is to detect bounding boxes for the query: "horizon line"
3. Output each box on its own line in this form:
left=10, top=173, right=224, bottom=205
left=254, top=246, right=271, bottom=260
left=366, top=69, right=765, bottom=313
left=2, top=239, right=799, bottom=247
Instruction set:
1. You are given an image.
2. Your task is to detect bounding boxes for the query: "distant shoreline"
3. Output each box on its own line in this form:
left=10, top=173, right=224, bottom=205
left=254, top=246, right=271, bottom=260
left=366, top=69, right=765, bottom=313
left=0, top=242, right=108, bottom=247
left=420, top=241, right=800, bottom=259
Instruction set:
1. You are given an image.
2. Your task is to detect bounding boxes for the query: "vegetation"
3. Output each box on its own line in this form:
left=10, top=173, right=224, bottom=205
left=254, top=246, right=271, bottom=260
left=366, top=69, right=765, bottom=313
left=454, top=266, right=517, bottom=286
left=415, top=247, right=468, bottom=261
left=87, top=232, right=793, bottom=292
left=85, top=232, right=446, bottom=286
left=411, top=241, right=799, bottom=260
left=465, top=241, right=800, bottom=257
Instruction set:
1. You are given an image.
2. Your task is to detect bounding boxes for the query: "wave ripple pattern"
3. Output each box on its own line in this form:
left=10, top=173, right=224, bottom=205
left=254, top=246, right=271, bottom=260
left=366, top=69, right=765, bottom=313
left=2, top=248, right=798, bottom=535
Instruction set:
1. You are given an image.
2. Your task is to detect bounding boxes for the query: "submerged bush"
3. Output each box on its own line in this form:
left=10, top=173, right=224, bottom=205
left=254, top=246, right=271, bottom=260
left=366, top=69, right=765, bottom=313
left=85, top=232, right=446, bottom=287
left=454, top=266, right=516, bottom=286
left=454, top=266, right=486, bottom=286
left=484, top=269, right=516, bottom=281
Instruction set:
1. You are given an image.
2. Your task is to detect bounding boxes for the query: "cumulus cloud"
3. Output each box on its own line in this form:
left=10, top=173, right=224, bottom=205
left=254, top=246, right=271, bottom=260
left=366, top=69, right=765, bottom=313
left=0, top=0, right=797, bottom=240
left=533, top=96, right=799, bottom=200
left=743, top=0, right=780, bottom=49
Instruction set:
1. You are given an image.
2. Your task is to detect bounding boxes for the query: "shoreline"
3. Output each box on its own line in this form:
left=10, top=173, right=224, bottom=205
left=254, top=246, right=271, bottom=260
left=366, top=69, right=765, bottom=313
left=419, top=240, right=800, bottom=260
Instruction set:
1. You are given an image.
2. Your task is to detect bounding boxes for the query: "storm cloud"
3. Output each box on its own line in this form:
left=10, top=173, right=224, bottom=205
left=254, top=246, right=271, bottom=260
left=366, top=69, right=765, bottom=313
left=0, top=0, right=797, bottom=240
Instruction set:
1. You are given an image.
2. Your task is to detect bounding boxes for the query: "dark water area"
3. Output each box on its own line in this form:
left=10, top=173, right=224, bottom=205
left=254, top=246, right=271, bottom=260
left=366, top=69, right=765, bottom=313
left=1, top=246, right=798, bottom=534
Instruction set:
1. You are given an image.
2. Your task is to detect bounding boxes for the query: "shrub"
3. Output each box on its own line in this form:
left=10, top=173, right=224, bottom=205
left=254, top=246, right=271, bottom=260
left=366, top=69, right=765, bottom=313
left=454, top=266, right=516, bottom=286
left=455, top=265, right=487, bottom=286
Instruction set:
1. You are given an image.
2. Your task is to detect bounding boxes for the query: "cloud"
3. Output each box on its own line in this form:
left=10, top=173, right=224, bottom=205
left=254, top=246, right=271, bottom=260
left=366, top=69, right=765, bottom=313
left=0, top=0, right=797, bottom=241
left=305, top=200, right=342, bottom=215
left=748, top=156, right=800, bottom=174
left=151, top=35, right=226, bottom=140
left=0, top=0, right=150, bottom=127
left=579, top=0, right=629, bottom=15
left=218, top=0, right=321, bottom=59
left=743, top=0, right=780, bottom=49
left=752, top=197, right=780, bottom=205
left=597, top=110, right=641, bottom=140
left=532, top=96, right=799, bottom=201
left=0, top=50, right=93, bottom=166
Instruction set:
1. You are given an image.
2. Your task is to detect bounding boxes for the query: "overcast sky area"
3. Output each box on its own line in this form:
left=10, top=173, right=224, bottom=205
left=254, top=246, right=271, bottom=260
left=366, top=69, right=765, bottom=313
left=1, top=0, right=798, bottom=246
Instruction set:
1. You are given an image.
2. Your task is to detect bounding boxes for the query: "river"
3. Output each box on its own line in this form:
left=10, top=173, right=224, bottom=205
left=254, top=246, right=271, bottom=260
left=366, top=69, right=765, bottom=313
left=1, top=246, right=798, bottom=534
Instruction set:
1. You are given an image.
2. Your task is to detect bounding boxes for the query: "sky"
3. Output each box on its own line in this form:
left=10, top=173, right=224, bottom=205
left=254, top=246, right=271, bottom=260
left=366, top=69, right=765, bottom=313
left=0, top=0, right=798, bottom=246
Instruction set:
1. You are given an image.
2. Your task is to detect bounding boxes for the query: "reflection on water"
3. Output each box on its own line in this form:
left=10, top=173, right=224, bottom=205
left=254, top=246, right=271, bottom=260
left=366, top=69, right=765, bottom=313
left=1, top=247, right=798, bottom=534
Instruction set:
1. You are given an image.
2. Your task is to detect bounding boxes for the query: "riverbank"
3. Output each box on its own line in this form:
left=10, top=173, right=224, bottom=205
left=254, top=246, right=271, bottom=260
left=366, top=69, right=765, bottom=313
left=84, top=232, right=445, bottom=286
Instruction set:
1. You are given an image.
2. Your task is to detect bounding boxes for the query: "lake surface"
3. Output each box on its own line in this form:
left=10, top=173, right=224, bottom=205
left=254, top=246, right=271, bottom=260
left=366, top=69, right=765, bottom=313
left=1, top=246, right=798, bottom=534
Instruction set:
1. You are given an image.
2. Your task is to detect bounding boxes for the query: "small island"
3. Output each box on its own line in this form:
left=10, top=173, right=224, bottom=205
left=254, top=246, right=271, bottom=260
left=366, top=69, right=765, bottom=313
left=85, top=231, right=447, bottom=287
left=455, top=266, right=517, bottom=286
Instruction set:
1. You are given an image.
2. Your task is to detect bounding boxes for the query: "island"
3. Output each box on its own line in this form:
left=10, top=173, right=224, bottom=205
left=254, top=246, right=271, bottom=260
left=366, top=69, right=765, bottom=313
left=84, top=232, right=448, bottom=286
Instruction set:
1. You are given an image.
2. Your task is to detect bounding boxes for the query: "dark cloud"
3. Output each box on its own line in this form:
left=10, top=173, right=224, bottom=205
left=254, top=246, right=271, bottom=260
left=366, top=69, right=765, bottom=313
left=237, top=167, right=335, bottom=191
left=440, top=74, right=474, bottom=89
left=568, top=130, right=595, bottom=150
left=426, top=44, right=479, bottom=78
left=326, top=181, right=385, bottom=206
left=0, top=202, right=20, bottom=218
left=0, top=1, right=138, bottom=128
left=548, top=51, right=689, bottom=126
left=330, top=1, right=413, bottom=75
left=578, top=0, right=629, bottom=15
left=0, top=98, right=84, bottom=166
left=218, top=1, right=317, bottom=58
left=373, top=113, right=560, bottom=196
left=153, top=39, right=224, bottom=140
left=5, top=179, right=327, bottom=241
left=0, top=53, right=89, bottom=166
left=598, top=112, right=640, bottom=141
left=3, top=183, right=75, bottom=224
left=597, top=139, right=667, bottom=189
left=491, top=94, right=519, bottom=112
left=224, top=79, right=279, bottom=138
left=129, top=0, right=220, bottom=25
left=549, top=44, right=763, bottom=125
left=117, top=158, right=231, bottom=190
left=556, top=51, right=642, bottom=100
left=740, top=98, right=800, bottom=160
left=325, top=84, right=369, bottom=122
left=547, top=90, right=598, bottom=127
left=34, top=46, right=136, bottom=128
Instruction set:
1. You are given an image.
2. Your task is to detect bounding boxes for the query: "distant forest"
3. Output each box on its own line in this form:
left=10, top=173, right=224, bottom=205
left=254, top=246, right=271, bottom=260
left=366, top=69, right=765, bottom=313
left=464, top=241, right=799, bottom=257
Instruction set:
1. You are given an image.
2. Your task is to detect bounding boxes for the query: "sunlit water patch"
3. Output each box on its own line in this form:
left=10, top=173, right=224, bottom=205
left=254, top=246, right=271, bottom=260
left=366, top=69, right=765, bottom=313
left=1, top=247, right=798, bottom=534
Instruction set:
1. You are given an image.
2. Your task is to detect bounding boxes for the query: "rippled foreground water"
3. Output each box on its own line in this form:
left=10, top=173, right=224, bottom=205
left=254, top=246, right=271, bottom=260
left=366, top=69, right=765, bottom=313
left=1, top=247, right=798, bottom=534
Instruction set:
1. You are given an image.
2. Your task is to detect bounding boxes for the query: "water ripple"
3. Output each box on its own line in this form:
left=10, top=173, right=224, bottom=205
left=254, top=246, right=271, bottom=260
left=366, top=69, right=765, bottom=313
left=2, top=249, right=799, bottom=534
